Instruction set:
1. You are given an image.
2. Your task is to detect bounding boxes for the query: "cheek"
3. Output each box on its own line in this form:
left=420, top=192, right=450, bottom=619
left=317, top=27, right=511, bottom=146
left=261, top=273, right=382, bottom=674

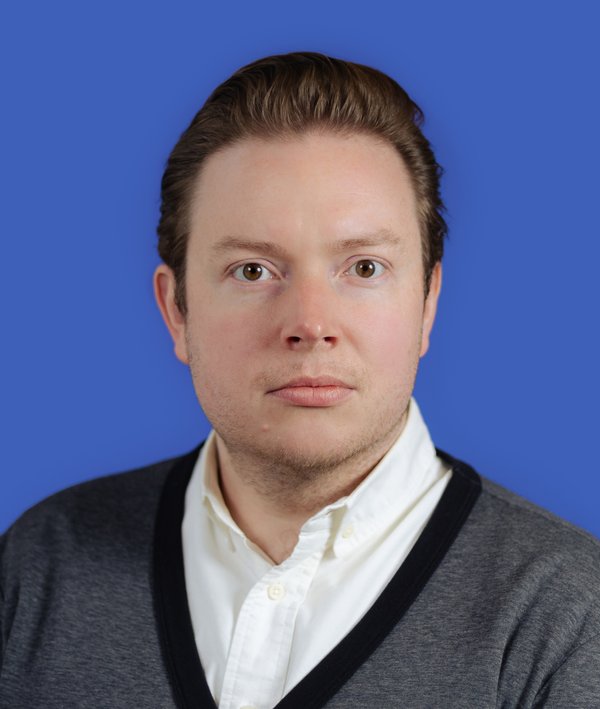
left=187, top=307, right=268, bottom=376
left=360, top=303, right=423, bottom=373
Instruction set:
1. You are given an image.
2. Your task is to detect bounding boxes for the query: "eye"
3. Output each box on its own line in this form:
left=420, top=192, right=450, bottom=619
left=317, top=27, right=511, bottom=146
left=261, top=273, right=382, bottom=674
left=349, top=259, right=386, bottom=279
left=231, top=262, right=274, bottom=282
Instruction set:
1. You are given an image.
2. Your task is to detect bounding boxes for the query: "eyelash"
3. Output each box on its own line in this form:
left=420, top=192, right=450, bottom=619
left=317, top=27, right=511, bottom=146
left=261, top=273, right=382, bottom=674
left=229, top=258, right=387, bottom=283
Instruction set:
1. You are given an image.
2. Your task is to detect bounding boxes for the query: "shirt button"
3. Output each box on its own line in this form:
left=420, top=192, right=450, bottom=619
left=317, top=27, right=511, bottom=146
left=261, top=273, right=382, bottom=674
left=267, top=582, right=285, bottom=601
left=341, top=525, right=354, bottom=539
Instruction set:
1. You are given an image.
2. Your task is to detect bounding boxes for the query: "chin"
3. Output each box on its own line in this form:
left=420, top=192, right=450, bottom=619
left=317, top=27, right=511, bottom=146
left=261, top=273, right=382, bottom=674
left=247, top=422, right=374, bottom=471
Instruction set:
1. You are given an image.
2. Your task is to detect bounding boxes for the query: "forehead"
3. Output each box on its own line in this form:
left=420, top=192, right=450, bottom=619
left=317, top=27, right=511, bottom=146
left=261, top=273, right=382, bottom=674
left=188, top=130, right=420, bottom=252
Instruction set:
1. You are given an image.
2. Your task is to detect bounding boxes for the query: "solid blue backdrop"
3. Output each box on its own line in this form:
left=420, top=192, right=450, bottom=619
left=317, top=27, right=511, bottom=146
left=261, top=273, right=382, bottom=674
left=1, top=1, right=599, bottom=536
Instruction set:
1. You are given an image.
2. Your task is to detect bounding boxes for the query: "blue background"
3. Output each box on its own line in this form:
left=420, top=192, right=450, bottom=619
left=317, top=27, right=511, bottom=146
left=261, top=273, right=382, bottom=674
left=2, top=1, right=599, bottom=535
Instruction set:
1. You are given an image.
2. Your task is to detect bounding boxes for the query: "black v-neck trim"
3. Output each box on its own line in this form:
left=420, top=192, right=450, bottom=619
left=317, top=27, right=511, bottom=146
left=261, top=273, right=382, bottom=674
left=153, top=445, right=481, bottom=709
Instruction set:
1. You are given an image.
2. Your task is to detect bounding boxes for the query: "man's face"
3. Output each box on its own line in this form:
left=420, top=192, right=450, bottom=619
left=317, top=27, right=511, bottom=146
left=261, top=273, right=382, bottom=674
left=155, top=131, right=441, bottom=471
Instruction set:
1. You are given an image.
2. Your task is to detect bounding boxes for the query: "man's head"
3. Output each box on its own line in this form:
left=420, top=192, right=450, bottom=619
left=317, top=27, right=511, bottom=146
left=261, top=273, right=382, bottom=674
left=156, top=52, right=447, bottom=317
left=154, top=53, right=445, bottom=494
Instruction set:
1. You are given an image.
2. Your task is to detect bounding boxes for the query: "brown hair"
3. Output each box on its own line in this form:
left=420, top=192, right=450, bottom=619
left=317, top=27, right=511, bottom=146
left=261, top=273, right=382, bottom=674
left=157, top=52, right=447, bottom=315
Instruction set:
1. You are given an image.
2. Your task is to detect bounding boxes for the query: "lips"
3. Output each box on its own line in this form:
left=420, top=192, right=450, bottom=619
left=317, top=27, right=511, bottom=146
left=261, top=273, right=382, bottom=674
left=268, top=377, right=354, bottom=407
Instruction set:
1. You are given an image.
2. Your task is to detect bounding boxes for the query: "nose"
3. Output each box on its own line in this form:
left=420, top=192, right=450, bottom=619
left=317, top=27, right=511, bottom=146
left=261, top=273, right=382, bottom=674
left=279, top=277, right=340, bottom=351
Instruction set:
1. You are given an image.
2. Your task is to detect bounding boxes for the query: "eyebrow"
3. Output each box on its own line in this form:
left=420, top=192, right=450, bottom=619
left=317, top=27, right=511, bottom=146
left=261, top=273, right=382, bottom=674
left=211, top=237, right=290, bottom=259
left=211, top=229, right=404, bottom=259
left=329, top=230, right=404, bottom=253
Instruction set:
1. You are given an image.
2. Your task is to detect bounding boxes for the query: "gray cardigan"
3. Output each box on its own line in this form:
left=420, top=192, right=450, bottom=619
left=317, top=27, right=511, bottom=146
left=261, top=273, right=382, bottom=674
left=1, top=446, right=600, bottom=708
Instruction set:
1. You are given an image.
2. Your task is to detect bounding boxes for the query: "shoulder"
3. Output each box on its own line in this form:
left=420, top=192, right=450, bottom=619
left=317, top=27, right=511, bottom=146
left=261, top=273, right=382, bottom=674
left=0, top=447, right=200, bottom=588
left=448, top=461, right=600, bottom=643
left=0, top=448, right=200, bottom=700
left=3, top=452, right=176, bottom=538
left=440, top=448, right=600, bottom=569
left=476, top=473, right=600, bottom=565
left=426, top=456, right=600, bottom=702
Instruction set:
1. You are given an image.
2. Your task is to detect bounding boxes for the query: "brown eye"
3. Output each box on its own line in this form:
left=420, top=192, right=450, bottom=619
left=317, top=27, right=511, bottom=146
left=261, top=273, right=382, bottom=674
left=242, top=263, right=263, bottom=280
left=233, top=262, right=271, bottom=281
left=354, top=260, right=377, bottom=278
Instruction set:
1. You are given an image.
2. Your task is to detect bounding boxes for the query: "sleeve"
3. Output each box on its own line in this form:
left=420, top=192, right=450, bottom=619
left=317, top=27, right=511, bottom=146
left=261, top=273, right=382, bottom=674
left=533, top=632, right=600, bottom=707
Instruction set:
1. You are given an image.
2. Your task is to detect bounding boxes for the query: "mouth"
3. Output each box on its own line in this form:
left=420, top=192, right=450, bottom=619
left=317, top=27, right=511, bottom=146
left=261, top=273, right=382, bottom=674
left=267, top=377, right=354, bottom=407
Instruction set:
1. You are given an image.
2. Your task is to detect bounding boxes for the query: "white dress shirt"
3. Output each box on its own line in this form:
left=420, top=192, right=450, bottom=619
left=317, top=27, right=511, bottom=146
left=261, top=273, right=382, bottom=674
left=182, top=398, right=452, bottom=709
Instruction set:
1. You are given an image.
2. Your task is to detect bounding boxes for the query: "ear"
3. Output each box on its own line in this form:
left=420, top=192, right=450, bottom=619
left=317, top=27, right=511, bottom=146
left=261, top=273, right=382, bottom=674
left=153, top=264, right=190, bottom=365
left=419, top=262, right=442, bottom=358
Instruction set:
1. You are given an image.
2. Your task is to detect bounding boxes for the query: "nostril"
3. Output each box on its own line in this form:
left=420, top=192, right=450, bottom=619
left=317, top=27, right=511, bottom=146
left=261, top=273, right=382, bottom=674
left=289, top=336, right=301, bottom=343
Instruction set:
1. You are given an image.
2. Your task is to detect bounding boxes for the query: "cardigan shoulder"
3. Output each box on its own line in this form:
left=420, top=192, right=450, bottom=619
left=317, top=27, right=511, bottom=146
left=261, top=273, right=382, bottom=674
left=0, top=451, right=193, bottom=659
left=478, top=473, right=600, bottom=573
left=0, top=449, right=200, bottom=708
left=449, top=474, right=600, bottom=705
left=1, top=451, right=181, bottom=562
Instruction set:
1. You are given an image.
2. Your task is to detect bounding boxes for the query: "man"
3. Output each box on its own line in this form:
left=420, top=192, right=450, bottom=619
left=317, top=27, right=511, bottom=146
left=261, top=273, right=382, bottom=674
left=1, top=52, right=599, bottom=708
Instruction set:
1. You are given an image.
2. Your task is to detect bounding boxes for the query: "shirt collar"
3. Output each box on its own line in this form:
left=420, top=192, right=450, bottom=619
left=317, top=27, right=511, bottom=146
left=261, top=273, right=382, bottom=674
left=188, top=398, right=444, bottom=561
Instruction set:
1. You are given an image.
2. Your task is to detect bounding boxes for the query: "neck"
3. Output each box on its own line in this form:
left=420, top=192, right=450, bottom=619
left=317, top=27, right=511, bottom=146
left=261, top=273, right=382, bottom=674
left=214, top=420, right=406, bottom=564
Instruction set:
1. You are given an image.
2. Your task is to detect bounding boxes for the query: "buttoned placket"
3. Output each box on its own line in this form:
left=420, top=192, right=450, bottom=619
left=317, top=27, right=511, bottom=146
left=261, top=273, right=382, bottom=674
left=218, top=513, right=336, bottom=709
